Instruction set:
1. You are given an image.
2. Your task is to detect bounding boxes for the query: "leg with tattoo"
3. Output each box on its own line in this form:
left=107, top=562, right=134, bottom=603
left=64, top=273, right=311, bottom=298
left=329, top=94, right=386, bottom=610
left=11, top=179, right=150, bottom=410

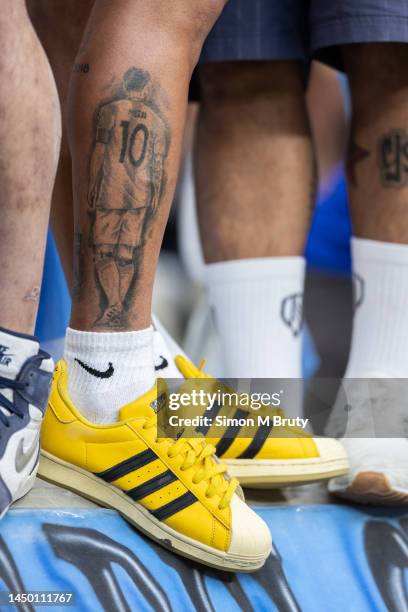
left=69, top=0, right=227, bottom=333
left=29, top=0, right=193, bottom=376
left=342, top=42, right=408, bottom=379
left=328, top=43, right=408, bottom=505
left=58, top=0, right=229, bottom=420
left=28, top=0, right=273, bottom=570
left=85, top=66, right=170, bottom=328
left=344, top=44, right=408, bottom=241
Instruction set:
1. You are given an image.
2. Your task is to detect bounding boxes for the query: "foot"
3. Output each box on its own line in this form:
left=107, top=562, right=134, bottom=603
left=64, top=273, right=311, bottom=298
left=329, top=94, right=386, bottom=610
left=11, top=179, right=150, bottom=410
left=328, top=378, right=408, bottom=504
left=39, top=361, right=272, bottom=572
left=0, top=349, right=53, bottom=518
left=174, top=356, right=349, bottom=488
left=329, top=439, right=408, bottom=504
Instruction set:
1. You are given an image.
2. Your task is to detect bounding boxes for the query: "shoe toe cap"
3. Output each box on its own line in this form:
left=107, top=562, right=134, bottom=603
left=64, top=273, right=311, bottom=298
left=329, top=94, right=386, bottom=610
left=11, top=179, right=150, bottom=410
left=228, top=494, right=272, bottom=561
left=314, top=437, right=348, bottom=463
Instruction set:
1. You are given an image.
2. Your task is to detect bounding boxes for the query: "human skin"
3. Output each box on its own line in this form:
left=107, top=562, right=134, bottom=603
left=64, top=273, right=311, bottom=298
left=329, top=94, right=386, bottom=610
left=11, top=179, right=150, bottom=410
left=0, top=0, right=60, bottom=334
left=29, top=0, right=227, bottom=331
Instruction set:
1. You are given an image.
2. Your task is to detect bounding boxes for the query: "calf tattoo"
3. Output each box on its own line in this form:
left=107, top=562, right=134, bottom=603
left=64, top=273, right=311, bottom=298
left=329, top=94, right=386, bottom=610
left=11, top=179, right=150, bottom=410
left=86, top=67, right=170, bottom=328
left=378, top=129, right=408, bottom=188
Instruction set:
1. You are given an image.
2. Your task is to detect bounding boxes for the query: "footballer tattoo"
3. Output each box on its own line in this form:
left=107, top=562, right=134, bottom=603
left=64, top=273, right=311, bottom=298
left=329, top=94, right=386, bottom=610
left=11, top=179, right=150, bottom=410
left=85, top=67, right=170, bottom=328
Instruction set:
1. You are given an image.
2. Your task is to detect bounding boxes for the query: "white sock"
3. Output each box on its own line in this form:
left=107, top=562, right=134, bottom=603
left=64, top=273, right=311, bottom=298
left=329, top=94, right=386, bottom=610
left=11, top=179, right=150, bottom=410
left=346, top=237, right=408, bottom=377
left=204, top=257, right=305, bottom=378
left=152, top=315, right=187, bottom=379
left=64, top=326, right=155, bottom=423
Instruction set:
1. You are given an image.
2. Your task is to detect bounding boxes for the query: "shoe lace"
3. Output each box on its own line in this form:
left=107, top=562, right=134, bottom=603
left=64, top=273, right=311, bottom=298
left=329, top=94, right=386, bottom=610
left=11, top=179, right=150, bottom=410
left=179, top=356, right=286, bottom=418
left=0, top=376, right=27, bottom=429
left=143, top=413, right=238, bottom=510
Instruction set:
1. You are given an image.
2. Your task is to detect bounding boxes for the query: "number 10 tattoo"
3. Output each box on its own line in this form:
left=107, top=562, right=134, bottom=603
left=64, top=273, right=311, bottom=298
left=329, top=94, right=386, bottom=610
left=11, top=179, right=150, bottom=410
left=85, top=67, right=171, bottom=328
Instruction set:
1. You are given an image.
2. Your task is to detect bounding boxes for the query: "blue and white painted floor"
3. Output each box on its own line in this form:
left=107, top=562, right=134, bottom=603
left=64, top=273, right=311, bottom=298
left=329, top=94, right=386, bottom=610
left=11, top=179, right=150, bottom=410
left=1, top=481, right=407, bottom=612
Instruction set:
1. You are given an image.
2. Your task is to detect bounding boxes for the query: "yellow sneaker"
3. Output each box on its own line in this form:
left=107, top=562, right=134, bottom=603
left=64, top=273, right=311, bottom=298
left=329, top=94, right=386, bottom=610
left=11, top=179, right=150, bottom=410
left=175, top=356, right=349, bottom=488
left=38, top=361, right=271, bottom=572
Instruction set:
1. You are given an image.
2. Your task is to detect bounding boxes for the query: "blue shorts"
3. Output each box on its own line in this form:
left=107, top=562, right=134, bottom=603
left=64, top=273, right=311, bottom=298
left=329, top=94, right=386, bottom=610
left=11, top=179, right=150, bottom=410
left=198, top=0, right=408, bottom=68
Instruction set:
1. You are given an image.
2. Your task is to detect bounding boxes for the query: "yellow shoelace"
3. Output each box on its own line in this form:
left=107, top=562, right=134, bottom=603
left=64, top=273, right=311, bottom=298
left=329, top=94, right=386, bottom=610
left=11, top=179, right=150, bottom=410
left=143, top=413, right=238, bottom=510
left=177, top=355, right=286, bottom=418
left=177, top=356, right=312, bottom=439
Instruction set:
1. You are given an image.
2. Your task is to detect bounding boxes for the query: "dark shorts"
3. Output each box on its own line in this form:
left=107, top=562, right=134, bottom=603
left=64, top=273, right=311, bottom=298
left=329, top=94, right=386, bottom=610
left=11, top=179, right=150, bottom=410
left=198, top=0, right=408, bottom=69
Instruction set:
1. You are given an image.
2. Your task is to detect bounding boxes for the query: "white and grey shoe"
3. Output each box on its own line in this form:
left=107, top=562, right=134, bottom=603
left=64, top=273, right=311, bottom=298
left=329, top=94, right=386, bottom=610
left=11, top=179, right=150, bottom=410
left=327, top=377, right=408, bottom=505
left=0, top=329, right=53, bottom=518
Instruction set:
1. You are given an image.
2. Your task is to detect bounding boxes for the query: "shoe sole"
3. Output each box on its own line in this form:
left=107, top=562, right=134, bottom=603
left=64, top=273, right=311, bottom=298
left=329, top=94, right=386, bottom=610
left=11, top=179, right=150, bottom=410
left=332, top=471, right=408, bottom=505
left=225, top=456, right=349, bottom=488
left=38, top=451, right=270, bottom=572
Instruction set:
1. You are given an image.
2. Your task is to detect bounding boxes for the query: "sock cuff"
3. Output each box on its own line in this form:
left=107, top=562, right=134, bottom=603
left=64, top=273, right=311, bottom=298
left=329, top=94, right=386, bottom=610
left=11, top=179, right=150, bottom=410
left=204, top=257, right=305, bottom=285
left=65, top=326, right=154, bottom=354
left=352, top=237, right=408, bottom=266
left=0, top=326, right=39, bottom=343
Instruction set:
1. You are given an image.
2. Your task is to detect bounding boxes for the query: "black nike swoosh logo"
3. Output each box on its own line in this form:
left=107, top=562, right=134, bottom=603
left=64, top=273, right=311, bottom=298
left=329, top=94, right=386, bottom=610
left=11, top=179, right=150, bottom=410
left=75, top=359, right=115, bottom=379
left=154, top=355, right=169, bottom=371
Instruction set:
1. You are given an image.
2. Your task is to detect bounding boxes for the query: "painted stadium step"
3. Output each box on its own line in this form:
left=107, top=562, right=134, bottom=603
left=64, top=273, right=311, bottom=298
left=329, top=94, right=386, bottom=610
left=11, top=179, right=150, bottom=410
left=2, top=504, right=407, bottom=611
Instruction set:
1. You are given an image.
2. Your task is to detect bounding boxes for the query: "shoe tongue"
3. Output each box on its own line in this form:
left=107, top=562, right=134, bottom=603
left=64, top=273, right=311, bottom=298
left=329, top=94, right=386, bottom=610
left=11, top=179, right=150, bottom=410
left=0, top=329, right=39, bottom=380
left=119, top=380, right=167, bottom=421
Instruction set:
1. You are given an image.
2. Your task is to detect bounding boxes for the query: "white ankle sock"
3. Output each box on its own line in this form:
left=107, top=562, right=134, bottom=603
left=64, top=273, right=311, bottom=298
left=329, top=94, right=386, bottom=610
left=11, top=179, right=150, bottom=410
left=152, top=315, right=186, bottom=378
left=346, top=237, right=408, bottom=377
left=64, top=326, right=155, bottom=423
left=204, top=257, right=305, bottom=378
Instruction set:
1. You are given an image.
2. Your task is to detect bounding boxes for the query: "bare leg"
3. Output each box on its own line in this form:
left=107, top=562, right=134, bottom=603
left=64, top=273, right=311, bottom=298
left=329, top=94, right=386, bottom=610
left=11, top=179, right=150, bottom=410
left=342, top=43, right=408, bottom=377
left=29, top=0, right=192, bottom=385
left=27, top=0, right=94, bottom=289
left=344, top=44, right=408, bottom=240
left=196, top=61, right=315, bottom=262
left=0, top=0, right=60, bottom=333
left=67, top=0, right=226, bottom=332
left=195, top=61, right=315, bottom=390
left=328, top=44, right=408, bottom=504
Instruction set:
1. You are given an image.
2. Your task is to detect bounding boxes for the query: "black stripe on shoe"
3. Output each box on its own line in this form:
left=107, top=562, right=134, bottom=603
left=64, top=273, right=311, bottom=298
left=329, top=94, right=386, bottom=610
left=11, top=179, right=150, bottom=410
left=151, top=491, right=198, bottom=521
left=127, top=470, right=178, bottom=501
left=237, top=420, right=274, bottom=459
left=215, top=409, right=247, bottom=457
left=195, top=400, right=222, bottom=436
left=95, top=448, right=157, bottom=482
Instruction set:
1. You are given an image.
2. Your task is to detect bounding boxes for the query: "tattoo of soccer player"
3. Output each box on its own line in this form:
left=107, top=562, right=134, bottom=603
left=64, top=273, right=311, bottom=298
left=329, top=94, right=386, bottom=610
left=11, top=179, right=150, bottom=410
left=347, top=139, right=370, bottom=187
left=86, top=67, right=170, bottom=329
left=378, top=129, right=408, bottom=188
